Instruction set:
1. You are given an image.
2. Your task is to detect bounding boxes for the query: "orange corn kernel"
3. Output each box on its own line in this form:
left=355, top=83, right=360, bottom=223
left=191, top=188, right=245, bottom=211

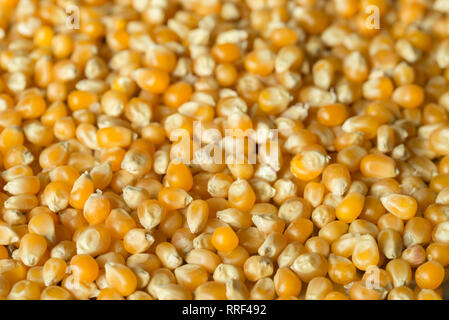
left=97, top=126, right=133, bottom=149
left=133, top=68, right=170, bottom=94
left=211, top=227, right=239, bottom=252
left=336, top=193, right=365, bottom=223
left=83, top=192, right=111, bottom=225
left=381, top=194, right=418, bottom=220
left=360, top=154, right=398, bottom=179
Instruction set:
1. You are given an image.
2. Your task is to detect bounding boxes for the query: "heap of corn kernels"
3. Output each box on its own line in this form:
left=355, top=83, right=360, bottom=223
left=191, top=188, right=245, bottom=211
left=1, top=0, right=449, bottom=300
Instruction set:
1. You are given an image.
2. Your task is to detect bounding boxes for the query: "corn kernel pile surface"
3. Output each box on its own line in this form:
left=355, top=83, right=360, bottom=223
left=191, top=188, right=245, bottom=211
left=1, top=0, right=449, bottom=301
